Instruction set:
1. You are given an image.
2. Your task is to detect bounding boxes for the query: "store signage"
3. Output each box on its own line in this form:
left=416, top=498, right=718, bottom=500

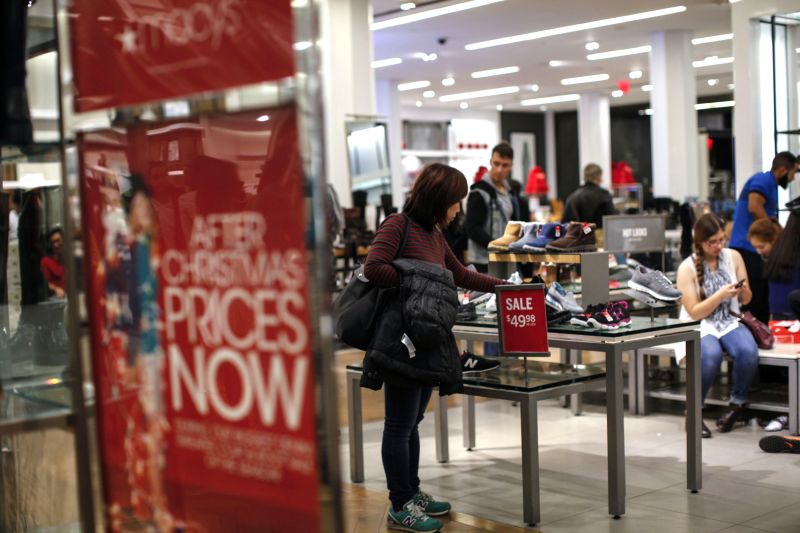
left=603, top=214, right=666, bottom=253
left=78, top=105, right=319, bottom=532
left=69, top=0, right=295, bottom=112
left=496, top=284, right=549, bottom=357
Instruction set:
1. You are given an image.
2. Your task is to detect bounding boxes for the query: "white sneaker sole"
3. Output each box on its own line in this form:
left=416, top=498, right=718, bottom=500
left=628, top=280, right=681, bottom=301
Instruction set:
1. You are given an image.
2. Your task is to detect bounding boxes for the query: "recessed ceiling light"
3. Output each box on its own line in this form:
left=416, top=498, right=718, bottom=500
left=496, top=104, right=504, bottom=111
left=642, top=84, right=653, bottom=92
left=373, top=57, right=403, bottom=68
left=728, top=83, right=735, bottom=90
left=423, top=90, right=436, bottom=98
left=373, top=0, right=505, bottom=31
left=707, top=78, right=719, bottom=86
left=257, top=115, right=270, bottom=122
left=442, top=77, right=456, bottom=86
left=691, top=33, right=733, bottom=45
left=629, top=70, right=643, bottom=79
left=585, top=41, right=600, bottom=51
left=588, top=45, right=651, bottom=61
left=611, top=90, right=623, bottom=98
left=520, top=93, right=580, bottom=106
left=398, top=80, right=431, bottom=91
left=439, top=86, right=520, bottom=102
left=460, top=102, right=469, bottom=109
left=416, top=100, right=423, bottom=107
left=471, top=66, right=520, bottom=78
left=465, top=6, right=686, bottom=50
left=693, top=56, right=734, bottom=68
left=530, top=84, right=540, bottom=92
left=549, top=60, right=567, bottom=67
left=400, top=2, right=416, bottom=10
left=560, top=73, right=609, bottom=85
left=695, top=100, right=735, bottom=110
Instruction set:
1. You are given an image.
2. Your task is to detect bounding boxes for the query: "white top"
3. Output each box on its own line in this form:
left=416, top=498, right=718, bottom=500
left=679, top=248, right=740, bottom=339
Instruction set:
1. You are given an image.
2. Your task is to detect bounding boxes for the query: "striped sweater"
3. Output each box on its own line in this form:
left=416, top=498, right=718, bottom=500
left=364, top=214, right=503, bottom=293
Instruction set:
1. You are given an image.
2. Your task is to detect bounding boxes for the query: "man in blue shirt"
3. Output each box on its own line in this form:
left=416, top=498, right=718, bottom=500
left=729, top=151, right=798, bottom=323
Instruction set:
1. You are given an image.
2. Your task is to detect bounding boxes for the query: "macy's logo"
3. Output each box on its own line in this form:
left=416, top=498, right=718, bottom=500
left=115, top=0, right=243, bottom=54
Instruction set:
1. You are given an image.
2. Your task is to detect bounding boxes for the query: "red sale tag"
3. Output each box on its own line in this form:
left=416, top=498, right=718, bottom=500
left=496, top=284, right=549, bottom=356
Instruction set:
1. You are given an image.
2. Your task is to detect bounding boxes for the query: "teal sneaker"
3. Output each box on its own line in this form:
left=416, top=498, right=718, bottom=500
left=413, top=490, right=451, bottom=516
left=387, top=500, right=443, bottom=532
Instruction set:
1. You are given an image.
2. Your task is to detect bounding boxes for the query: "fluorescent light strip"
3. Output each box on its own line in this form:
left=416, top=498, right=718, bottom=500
left=373, top=57, right=402, bottom=68
left=642, top=84, right=653, bottom=92
left=693, top=56, right=734, bottom=68
left=439, top=85, right=519, bottom=102
left=588, top=45, right=651, bottom=60
left=471, top=66, right=519, bottom=78
left=641, top=101, right=736, bottom=114
left=465, top=5, right=686, bottom=51
left=520, top=94, right=580, bottom=106
left=373, top=0, right=504, bottom=31
left=692, top=33, right=733, bottom=45
left=397, top=80, right=431, bottom=91
left=561, top=73, right=609, bottom=85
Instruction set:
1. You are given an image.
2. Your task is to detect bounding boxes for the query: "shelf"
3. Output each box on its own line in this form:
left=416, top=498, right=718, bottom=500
left=489, top=252, right=589, bottom=264
left=776, top=129, right=800, bottom=135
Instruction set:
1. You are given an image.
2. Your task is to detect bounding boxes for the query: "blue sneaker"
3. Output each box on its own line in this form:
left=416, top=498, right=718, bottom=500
left=521, top=223, right=565, bottom=252
left=413, top=490, right=452, bottom=516
left=387, top=500, right=443, bottom=532
left=508, top=223, right=539, bottom=252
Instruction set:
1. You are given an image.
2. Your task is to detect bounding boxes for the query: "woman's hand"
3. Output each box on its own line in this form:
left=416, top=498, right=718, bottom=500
left=714, top=282, right=743, bottom=302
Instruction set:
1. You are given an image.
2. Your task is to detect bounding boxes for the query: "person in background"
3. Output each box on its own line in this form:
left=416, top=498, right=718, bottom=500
left=729, top=151, right=798, bottom=323
left=40, top=227, right=65, bottom=298
left=561, top=163, right=616, bottom=227
left=764, top=208, right=800, bottom=320
left=747, top=218, right=782, bottom=258
left=676, top=213, right=758, bottom=438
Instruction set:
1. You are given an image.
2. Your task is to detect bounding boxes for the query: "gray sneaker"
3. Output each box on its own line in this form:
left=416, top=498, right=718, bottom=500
left=545, top=282, right=584, bottom=314
left=628, top=266, right=682, bottom=301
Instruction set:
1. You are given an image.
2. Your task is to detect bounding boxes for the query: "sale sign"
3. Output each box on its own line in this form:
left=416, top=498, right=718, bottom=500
left=496, top=284, right=549, bottom=356
left=68, top=0, right=295, bottom=112
left=78, top=105, right=319, bottom=532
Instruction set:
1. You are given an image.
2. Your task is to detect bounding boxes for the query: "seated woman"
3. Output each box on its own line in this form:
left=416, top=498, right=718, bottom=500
left=677, top=213, right=758, bottom=437
left=764, top=209, right=800, bottom=320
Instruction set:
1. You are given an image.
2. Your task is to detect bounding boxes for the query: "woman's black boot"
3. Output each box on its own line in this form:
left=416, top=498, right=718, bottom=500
left=716, top=403, right=749, bottom=433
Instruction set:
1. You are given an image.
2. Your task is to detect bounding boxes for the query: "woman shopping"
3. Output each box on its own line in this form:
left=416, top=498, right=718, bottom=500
left=363, top=163, right=507, bottom=532
left=677, top=213, right=759, bottom=438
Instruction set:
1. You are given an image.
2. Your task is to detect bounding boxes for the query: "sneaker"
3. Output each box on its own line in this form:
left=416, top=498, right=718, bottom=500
left=764, top=415, right=789, bottom=432
left=387, top=500, right=443, bottom=532
left=508, top=223, right=540, bottom=252
left=546, top=282, right=583, bottom=314
left=545, top=222, right=597, bottom=253
left=461, top=351, right=501, bottom=374
left=587, top=304, right=620, bottom=330
left=628, top=265, right=682, bottom=301
left=521, top=223, right=566, bottom=252
left=456, top=302, right=477, bottom=321
left=413, top=491, right=451, bottom=517
left=759, top=435, right=800, bottom=454
left=488, top=221, right=523, bottom=252
left=546, top=306, right=571, bottom=326
left=569, top=304, right=603, bottom=327
left=608, top=300, right=631, bottom=327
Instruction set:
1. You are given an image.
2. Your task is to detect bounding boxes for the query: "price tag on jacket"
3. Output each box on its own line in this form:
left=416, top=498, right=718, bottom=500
left=496, top=284, right=549, bottom=357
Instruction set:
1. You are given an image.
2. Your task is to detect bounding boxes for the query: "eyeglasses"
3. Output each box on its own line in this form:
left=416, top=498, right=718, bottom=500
left=704, top=237, right=725, bottom=247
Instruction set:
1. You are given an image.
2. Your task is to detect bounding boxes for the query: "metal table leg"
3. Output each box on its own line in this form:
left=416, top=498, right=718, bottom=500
left=636, top=350, right=650, bottom=415
left=790, top=359, right=799, bottom=436
left=629, top=350, right=639, bottom=415
left=434, top=393, right=449, bottom=463
left=686, top=335, right=702, bottom=492
left=346, top=370, right=364, bottom=483
left=560, top=349, right=570, bottom=408
left=570, top=350, right=583, bottom=415
left=606, top=346, right=625, bottom=518
left=463, top=395, right=476, bottom=450
left=520, top=394, right=540, bottom=526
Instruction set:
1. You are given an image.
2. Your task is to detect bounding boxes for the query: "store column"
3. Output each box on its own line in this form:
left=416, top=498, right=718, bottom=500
left=578, top=93, right=611, bottom=189
left=649, top=30, right=699, bottom=202
left=375, top=79, right=404, bottom=208
left=319, top=0, right=376, bottom=207
left=545, top=110, right=558, bottom=198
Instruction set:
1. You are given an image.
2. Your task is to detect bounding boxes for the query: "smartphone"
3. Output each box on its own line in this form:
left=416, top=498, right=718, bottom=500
left=734, top=279, right=745, bottom=289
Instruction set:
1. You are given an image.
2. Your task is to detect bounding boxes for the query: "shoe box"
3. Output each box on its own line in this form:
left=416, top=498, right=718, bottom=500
left=768, top=320, right=800, bottom=344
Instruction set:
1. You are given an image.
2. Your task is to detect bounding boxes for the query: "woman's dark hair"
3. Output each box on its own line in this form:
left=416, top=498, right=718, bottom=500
left=692, top=213, right=726, bottom=299
left=404, top=163, right=468, bottom=230
left=764, top=211, right=800, bottom=282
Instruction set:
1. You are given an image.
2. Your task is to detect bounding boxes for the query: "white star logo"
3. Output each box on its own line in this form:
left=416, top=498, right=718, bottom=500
left=116, top=26, right=138, bottom=53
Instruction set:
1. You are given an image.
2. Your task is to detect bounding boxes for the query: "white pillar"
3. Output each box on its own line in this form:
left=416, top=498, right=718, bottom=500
left=578, top=93, right=611, bottom=189
left=649, top=30, right=699, bottom=202
left=319, top=0, right=376, bottom=207
left=375, top=79, right=404, bottom=209
left=544, top=110, right=558, bottom=198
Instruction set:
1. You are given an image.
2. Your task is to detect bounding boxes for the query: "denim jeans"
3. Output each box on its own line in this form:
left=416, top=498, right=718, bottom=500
left=382, top=383, right=433, bottom=511
left=700, top=324, right=759, bottom=405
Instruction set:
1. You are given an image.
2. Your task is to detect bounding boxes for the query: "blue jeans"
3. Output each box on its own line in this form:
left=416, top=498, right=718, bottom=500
left=700, top=324, right=758, bottom=405
left=382, top=383, right=433, bottom=511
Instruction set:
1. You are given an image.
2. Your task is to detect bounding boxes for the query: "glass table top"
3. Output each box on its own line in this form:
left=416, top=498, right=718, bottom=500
left=347, top=359, right=605, bottom=393
left=0, top=375, right=72, bottom=425
left=455, top=314, right=699, bottom=337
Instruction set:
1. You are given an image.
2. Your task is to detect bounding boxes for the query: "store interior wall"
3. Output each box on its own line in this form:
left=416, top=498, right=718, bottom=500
left=499, top=111, right=546, bottom=185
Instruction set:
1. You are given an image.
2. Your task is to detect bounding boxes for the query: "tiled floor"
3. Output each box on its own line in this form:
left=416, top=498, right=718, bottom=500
left=340, top=397, right=800, bottom=532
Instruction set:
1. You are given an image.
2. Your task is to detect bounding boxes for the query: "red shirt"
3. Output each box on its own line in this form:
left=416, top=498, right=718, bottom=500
left=41, top=255, right=65, bottom=291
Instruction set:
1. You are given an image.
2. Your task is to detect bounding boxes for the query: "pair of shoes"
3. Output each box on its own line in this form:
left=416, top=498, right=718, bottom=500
left=412, top=491, right=451, bottom=516
left=545, top=222, right=597, bottom=253
left=716, top=403, right=751, bottom=433
left=764, top=415, right=789, bottom=432
left=461, top=351, right=500, bottom=374
left=759, top=434, right=800, bottom=453
left=628, top=265, right=682, bottom=301
left=515, top=223, right=567, bottom=252
left=570, top=303, right=626, bottom=330
left=488, top=221, right=530, bottom=252
left=388, top=499, right=443, bottom=532
left=607, top=301, right=631, bottom=327
left=545, top=282, right=583, bottom=314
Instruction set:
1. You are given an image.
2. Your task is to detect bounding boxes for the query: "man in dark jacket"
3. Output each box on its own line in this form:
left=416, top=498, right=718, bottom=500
left=562, top=163, right=616, bottom=227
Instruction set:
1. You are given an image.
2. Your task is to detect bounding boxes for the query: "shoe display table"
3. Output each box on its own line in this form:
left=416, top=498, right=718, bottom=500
left=451, top=315, right=703, bottom=521
left=345, top=360, right=606, bottom=526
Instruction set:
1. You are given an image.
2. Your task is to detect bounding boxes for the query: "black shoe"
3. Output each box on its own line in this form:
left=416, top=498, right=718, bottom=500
left=461, top=351, right=500, bottom=374
left=457, top=302, right=477, bottom=321
left=716, top=403, right=750, bottom=433
left=546, top=307, right=571, bottom=326
left=759, top=435, right=800, bottom=453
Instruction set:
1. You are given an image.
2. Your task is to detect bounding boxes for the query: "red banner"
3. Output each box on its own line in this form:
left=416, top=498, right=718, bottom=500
left=69, top=0, right=295, bottom=112
left=496, top=284, right=549, bottom=356
left=78, top=105, right=319, bottom=532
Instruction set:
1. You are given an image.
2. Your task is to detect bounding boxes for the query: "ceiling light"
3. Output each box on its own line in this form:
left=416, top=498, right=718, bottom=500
left=373, top=0, right=505, bottom=31
left=520, top=93, right=580, bottom=106
left=611, top=90, right=623, bottom=98
left=530, top=84, right=540, bottom=92
left=442, top=77, right=455, bottom=86
left=400, top=2, right=416, bottom=10
left=439, top=85, right=520, bottom=102
left=585, top=41, right=600, bottom=51
left=588, top=45, right=651, bottom=61
left=423, top=90, right=436, bottom=98
left=549, top=60, right=567, bottom=67
left=471, top=66, right=520, bottom=78
left=707, top=78, right=719, bottom=86
left=398, top=80, right=431, bottom=91
left=642, top=84, right=653, bottom=91
left=629, top=70, right=643, bottom=79
left=257, top=115, right=270, bottom=122
left=414, top=52, right=438, bottom=61
left=373, top=57, right=403, bottom=68
left=693, top=56, right=734, bottom=68
left=540, top=105, right=548, bottom=111
left=560, top=73, right=609, bottom=85
left=416, top=100, right=423, bottom=107
left=695, top=100, right=735, bottom=110
left=691, top=33, right=733, bottom=45
left=460, top=102, right=469, bottom=109
left=496, top=104, right=504, bottom=111
left=465, top=6, right=686, bottom=50
left=728, top=0, right=741, bottom=4
left=728, top=83, right=735, bottom=90
left=293, top=41, right=312, bottom=51
left=795, top=47, right=800, bottom=53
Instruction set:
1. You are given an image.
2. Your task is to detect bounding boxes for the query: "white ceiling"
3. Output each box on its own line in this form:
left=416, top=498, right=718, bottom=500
left=372, top=0, right=740, bottom=111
